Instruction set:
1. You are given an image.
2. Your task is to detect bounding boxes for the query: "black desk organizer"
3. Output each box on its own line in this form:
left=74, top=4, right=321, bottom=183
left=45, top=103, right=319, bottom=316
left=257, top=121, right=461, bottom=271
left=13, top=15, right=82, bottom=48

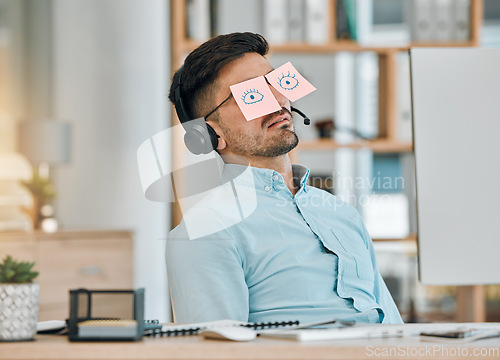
left=67, top=288, right=145, bottom=341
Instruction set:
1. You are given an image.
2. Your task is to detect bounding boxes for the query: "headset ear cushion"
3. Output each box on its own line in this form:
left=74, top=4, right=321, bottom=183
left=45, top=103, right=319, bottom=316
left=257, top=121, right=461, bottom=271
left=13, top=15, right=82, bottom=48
left=206, top=124, right=219, bottom=151
left=183, top=120, right=218, bottom=155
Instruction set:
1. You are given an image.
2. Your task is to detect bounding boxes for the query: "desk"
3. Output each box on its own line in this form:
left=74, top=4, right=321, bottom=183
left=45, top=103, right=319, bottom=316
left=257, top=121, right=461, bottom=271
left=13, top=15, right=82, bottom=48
left=2, top=334, right=500, bottom=360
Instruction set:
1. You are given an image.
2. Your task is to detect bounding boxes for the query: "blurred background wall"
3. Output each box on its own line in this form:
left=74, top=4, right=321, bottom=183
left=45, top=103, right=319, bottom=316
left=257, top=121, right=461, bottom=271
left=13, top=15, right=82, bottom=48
left=0, top=0, right=171, bottom=321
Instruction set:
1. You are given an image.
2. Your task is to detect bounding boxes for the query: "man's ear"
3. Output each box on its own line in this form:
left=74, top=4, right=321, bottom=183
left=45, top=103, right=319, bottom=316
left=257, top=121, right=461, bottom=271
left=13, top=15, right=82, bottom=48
left=207, top=120, right=226, bottom=151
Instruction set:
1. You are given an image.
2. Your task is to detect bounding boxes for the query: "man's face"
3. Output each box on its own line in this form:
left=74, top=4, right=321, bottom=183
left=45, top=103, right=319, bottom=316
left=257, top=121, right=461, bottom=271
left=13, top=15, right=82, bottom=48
left=209, top=52, right=298, bottom=158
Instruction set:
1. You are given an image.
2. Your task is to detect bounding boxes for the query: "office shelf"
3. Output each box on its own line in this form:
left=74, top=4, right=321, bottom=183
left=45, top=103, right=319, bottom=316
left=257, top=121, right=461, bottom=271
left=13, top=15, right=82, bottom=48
left=170, top=0, right=483, bottom=229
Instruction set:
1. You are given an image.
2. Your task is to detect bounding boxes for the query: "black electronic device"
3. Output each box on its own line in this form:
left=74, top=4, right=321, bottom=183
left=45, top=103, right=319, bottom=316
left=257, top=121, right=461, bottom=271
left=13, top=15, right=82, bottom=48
left=172, top=66, right=219, bottom=155
left=67, top=288, right=145, bottom=342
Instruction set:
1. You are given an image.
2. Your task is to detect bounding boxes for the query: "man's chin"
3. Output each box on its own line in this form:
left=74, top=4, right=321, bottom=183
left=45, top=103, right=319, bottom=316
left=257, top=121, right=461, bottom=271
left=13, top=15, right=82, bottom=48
left=274, top=128, right=298, bottom=143
left=266, top=132, right=299, bottom=157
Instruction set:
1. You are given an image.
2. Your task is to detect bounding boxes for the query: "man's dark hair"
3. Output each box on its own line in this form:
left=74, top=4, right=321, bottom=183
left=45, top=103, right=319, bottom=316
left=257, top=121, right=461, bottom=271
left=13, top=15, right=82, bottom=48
left=168, top=32, right=268, bottom=122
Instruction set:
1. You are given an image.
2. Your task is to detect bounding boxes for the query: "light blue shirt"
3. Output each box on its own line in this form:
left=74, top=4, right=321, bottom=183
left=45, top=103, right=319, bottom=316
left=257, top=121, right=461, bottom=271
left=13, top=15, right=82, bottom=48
left=166, top=163, right=403, bottom=325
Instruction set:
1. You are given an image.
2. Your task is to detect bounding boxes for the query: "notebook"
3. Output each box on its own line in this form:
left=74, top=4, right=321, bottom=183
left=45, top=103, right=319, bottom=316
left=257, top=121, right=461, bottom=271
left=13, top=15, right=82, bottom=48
left=259, top=322, right=500, bottom=342
left=259, top=324, right=390, bottom=342
left=200, top=318, right=356, bottom=341
left=145, top=319, right=299, bottom=337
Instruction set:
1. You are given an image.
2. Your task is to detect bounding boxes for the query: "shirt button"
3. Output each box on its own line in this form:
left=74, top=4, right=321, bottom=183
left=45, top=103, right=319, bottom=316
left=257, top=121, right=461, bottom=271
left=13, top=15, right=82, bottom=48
left=264, top=186, right=271, bottom=192
left=272, top=175, right=279, bottom=181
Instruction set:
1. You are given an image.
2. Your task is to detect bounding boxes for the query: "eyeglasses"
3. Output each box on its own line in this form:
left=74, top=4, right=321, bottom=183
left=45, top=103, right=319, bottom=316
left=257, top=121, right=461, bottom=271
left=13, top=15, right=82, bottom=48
left=205, top=93, right=233, bottom=120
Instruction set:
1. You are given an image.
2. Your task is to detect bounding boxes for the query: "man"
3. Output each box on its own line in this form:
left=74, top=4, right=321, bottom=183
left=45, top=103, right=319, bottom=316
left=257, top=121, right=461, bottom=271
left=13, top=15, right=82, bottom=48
left=166, top=32, right=403, bottom=324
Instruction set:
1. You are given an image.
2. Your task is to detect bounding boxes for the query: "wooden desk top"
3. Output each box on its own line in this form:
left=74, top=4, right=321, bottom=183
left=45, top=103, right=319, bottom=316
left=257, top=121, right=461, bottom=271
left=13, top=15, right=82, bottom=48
left=2, top=334, right=500, bottom=360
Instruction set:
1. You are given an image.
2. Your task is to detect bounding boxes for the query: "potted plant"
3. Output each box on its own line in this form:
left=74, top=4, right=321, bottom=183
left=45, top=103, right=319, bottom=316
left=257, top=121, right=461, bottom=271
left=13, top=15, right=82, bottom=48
left=314, top=118, right=335, bottom=138
left=0, top=255, right=39, bottom=341
left=21, top=172, right=56, bottom=230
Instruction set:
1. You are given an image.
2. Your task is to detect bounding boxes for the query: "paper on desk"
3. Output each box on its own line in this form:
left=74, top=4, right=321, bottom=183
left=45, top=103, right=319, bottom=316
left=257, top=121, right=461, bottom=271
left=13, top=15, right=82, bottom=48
left=259, top=322, right=500, bottom=342
left=420, top=328, right=500, bottom=343
left=259, top=324, right=384, bottom=342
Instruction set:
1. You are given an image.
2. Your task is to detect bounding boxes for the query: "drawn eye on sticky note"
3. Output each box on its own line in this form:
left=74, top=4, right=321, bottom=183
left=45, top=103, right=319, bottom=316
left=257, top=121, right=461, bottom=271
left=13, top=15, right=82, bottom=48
left=266, top=62, right=316, bottom=102
left=230, top=76, right=281, bottom=121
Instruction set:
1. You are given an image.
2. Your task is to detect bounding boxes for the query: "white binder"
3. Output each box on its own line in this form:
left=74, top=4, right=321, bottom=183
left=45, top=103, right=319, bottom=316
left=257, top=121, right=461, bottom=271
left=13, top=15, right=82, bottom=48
left=410, top=0, right=433, bottom=42
left=333, top=52, right=356, bottom=206
left=434, top=0, right=454, bottom=42
left=354, top=52, right=378, bottom=140
left=452, top=0, right=471, bottom=41
left=333, top=52, right=356, bottom=144
left=217, top=0, right=261, bottom=35
left=396, top=52, right=412, bottom=142
left=263, top=0, right=288, bottom=44
left=355, top=0, right=374, bottom=46
left=305, top=0, right=329, bottom=44
left=289, top=0, right=305, bottom=42
left=186, top=0, right=211, bottom=41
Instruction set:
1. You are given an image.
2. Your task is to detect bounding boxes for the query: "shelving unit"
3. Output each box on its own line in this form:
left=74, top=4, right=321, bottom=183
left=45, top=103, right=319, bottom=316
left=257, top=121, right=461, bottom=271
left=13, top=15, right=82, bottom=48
left=170, top=0, right=483, bottom=228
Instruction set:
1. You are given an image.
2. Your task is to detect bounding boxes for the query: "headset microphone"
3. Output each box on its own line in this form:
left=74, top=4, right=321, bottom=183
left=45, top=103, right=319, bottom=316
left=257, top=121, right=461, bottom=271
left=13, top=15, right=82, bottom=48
left=291, top=107, right=311, bottom=125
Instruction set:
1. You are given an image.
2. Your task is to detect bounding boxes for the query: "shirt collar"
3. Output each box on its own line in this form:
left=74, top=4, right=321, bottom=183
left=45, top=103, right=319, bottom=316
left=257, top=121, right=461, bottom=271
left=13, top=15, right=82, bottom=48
left=292, top=164, right=310, bottom=192
left=221, top=163, right=310, bottom=191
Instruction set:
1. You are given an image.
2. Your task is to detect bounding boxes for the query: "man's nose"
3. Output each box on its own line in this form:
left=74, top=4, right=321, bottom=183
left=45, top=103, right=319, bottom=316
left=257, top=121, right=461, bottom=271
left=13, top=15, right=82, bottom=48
left=268, top=82, right=290, bottom=109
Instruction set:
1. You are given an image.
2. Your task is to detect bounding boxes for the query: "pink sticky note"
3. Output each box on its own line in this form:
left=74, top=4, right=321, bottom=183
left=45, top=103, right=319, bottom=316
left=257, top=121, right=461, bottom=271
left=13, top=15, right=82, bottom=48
left=266, top=62, right=316, bottom=102
left=230, top=76, right=281, bottom=121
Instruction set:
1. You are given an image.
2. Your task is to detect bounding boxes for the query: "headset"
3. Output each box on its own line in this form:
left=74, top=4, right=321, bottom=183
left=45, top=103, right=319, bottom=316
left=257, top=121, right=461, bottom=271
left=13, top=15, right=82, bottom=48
left=172, top=65, right=311, bottom=155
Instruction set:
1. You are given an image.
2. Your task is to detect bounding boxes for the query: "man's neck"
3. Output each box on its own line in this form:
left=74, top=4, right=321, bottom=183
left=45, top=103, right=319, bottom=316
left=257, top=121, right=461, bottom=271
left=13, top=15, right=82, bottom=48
left=222, top=154, right=297, bottom=195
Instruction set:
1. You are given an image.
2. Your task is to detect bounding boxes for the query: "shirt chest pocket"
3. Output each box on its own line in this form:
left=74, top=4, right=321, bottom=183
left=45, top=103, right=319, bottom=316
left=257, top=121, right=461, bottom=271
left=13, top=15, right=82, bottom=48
left=330, top=229, right=374, bottom=281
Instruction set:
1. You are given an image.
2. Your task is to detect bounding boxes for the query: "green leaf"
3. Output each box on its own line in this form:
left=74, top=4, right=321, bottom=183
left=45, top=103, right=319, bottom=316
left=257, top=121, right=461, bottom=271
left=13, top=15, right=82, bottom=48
left=21, top=171, right=57, bottom=202
left=5, top=269, right=15, bottom=281
left=17, top=263, right=30, bottom=273
left=28, top=272, right=39, bottom=282
left=0, top=255, right=38, bottom=283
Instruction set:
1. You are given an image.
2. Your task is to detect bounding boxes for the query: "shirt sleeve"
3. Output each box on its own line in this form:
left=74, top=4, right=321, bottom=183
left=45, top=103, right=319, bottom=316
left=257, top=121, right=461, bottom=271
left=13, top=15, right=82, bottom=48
left=166, top=206, right=249, bottom=323
left=360, top=218, right=404, bottom=324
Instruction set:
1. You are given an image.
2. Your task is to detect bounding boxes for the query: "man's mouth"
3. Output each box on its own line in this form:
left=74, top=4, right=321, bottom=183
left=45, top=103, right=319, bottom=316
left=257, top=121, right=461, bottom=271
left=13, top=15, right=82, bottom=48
left=266, top=113, right=291, bottom=128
